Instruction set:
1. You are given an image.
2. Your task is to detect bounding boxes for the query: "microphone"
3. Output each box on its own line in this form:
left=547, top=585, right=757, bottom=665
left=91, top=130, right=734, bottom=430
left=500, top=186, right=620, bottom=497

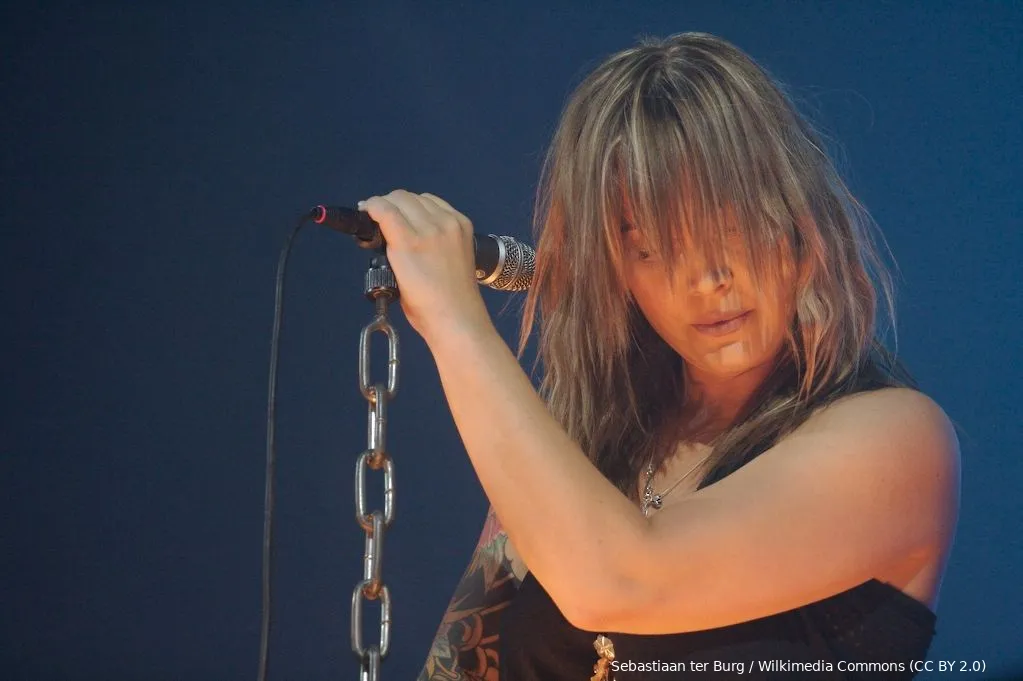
left=309, top=205, right=535, bottom=292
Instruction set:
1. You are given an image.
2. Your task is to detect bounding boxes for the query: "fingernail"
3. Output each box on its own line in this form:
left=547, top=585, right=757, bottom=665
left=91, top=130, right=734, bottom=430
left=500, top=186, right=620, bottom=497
left=356, top=200, right=366, bottom=210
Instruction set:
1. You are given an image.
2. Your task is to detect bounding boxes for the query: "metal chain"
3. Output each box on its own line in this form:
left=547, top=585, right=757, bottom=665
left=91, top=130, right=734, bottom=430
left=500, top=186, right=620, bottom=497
left=351, top=253, right=399, bottom=681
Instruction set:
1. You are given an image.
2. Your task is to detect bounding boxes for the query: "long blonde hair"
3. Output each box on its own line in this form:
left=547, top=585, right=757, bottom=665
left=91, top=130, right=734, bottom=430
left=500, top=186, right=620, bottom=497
left=515, top=32, right=917, bottom=498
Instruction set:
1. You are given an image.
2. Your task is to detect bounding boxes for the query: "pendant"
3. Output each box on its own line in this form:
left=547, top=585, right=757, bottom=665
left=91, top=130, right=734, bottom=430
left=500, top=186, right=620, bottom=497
left=590, top=634, right=616, bottom=681
left=641, top=494, right=663, bottom=518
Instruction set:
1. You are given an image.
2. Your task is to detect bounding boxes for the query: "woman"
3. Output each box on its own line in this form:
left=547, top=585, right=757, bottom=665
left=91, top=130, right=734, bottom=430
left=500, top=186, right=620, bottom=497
left=359, top=32, right=960, bottom=680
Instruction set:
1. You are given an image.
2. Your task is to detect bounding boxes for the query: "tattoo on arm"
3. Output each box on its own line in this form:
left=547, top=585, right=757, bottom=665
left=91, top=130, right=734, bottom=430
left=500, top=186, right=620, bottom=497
left=418, top=506, right=524, bottom=681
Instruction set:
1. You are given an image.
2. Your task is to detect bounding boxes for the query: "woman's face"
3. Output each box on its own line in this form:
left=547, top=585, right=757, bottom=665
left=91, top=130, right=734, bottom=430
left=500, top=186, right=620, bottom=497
left=621, top=211, right=798, bottom=390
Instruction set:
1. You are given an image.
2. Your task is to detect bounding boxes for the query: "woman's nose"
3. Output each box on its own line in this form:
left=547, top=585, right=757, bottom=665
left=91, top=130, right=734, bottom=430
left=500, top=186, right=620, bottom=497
left=687, top=263, right=733, bottom=294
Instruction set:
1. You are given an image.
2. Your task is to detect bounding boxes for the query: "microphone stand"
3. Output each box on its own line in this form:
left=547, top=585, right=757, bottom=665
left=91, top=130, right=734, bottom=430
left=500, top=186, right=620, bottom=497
left=349, top=247, right=399, bottom=681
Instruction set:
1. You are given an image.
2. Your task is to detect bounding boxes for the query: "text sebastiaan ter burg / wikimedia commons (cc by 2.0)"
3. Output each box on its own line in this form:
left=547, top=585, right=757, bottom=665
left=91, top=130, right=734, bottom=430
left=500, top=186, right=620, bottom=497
left=608, top=659, right=988, bottom=674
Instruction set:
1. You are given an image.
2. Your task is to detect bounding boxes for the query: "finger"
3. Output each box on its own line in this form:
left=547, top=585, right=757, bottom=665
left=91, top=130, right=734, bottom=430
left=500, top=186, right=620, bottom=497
left=360, top=194, right=422, bottom=248
left=364, top=189, right=449, bottom=240
left=403, top=190, right=449, bottom=221
left=419, top=192, right=472, bottom=235
left=383, top=189, right=447, bottom=236
left=384, top=189, right=467, bottom=242
left=418, top=192, right=456, bottom=212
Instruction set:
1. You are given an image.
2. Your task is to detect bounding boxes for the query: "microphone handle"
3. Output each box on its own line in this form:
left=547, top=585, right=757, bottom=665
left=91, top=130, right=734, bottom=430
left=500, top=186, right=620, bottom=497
left=309, top=205, right=534, bottom=291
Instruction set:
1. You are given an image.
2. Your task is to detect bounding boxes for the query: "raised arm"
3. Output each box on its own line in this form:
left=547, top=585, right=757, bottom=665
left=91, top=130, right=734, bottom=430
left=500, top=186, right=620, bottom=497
left=417, top=505, right=527, bottom=681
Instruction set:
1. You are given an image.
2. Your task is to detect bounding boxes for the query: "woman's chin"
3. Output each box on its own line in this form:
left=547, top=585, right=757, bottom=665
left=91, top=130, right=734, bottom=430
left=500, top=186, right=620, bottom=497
left=710, top=339, right=752, bottom=369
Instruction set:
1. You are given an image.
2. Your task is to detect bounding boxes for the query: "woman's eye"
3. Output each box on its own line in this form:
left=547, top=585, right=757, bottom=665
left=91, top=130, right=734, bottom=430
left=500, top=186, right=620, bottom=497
left=634, top=248, right=659, bottom=263
left=623, top=232, right=658, bottom=263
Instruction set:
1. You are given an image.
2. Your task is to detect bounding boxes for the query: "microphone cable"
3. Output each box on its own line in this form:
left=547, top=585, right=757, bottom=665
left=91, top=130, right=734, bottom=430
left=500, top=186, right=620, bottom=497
left=257, top=213, right=307, bottom=681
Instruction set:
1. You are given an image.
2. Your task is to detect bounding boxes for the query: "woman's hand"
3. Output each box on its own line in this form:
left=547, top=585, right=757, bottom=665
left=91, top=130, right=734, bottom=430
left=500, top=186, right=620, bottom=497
left=358, top=189, right=493, bottom=345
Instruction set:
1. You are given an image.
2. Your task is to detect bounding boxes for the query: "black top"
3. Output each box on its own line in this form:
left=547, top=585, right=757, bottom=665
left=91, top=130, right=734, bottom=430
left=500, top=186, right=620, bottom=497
left=500, top=570, right=936, bottom=680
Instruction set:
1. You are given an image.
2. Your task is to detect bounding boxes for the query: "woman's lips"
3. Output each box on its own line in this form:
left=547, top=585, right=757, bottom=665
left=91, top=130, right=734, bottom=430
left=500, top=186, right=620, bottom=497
left=693, top=310, right=751, bottom=336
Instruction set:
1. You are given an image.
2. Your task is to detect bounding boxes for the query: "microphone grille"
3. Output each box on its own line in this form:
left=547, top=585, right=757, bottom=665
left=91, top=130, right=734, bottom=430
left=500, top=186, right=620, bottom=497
left=488, top=236, right=535, bottom=292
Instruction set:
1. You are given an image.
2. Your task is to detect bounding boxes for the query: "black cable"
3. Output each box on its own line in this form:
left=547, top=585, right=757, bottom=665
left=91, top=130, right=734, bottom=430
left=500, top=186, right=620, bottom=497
left=258, top=215, right=309, bottom=681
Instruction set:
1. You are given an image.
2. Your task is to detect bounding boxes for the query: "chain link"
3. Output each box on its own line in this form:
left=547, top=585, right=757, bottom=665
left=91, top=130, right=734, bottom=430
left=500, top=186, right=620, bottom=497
left=352, top=255, right=399, bottom=681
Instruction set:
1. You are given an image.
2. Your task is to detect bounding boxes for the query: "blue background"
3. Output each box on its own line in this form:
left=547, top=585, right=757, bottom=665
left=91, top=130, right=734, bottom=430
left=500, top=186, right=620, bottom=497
left=3, top=2, right=1020, bottom=679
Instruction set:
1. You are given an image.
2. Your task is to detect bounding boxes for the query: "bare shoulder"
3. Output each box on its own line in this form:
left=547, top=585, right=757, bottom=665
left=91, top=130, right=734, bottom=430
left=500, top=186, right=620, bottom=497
left=803, top=387, right=959, bottom=457
left=799, top=387, right=960, bottom=482
left=795, top=387, right=961, bottom=596
left=796, top=386, right=961, bottom=545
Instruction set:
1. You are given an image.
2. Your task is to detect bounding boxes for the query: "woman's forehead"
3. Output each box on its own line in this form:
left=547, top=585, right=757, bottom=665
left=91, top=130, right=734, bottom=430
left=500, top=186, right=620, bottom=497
left=618, top=194, right=739, bottom=241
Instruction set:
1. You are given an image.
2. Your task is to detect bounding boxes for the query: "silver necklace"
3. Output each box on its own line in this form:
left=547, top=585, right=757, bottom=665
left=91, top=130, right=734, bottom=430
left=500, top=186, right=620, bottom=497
left=641, top=451, right=714, bottom=517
